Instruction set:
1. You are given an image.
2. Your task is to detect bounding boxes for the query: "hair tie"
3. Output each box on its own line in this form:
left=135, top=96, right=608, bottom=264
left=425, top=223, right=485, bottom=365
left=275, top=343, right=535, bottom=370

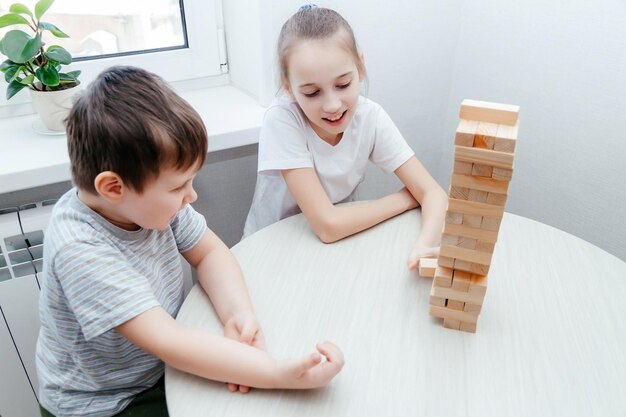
left=298, top=3, right=318, bottom=12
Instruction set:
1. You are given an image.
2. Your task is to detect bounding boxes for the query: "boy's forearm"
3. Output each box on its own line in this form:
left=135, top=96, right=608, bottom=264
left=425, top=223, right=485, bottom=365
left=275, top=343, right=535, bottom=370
left=196, top=246, right=254, bottom=324
left=161, top=324, right=278, bottom=388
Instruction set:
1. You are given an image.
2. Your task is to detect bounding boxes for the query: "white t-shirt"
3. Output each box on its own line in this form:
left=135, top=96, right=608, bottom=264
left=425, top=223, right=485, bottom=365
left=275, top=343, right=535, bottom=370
left=242, top=95, right=415, bottom=238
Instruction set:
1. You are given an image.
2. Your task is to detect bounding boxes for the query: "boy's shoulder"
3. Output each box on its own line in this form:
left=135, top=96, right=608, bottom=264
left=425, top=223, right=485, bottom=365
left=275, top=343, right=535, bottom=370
left=45, top=188, right=112, bottom=252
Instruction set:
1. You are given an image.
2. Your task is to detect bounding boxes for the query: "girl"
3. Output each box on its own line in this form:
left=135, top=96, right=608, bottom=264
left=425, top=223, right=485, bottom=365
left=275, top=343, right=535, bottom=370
left=243, top=6, right=447, bottom=270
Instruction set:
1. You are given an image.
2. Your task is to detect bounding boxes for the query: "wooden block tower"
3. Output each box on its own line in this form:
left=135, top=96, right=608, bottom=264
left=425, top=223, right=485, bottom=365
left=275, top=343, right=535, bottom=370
left=419, top=99, right=519, bottom=333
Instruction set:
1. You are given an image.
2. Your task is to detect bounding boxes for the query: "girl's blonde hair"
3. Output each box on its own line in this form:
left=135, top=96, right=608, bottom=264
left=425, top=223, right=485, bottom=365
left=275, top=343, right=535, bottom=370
left=277, top=7, right=366, bottom=87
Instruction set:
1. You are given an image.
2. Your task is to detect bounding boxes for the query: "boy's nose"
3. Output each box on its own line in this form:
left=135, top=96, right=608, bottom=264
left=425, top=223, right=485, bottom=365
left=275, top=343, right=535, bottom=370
left=185, top=187, right=198, bottom=204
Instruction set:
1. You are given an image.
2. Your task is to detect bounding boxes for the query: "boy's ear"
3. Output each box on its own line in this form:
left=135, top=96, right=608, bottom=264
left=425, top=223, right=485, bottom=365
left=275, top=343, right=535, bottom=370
left=94, top=171, right=125, bottom=204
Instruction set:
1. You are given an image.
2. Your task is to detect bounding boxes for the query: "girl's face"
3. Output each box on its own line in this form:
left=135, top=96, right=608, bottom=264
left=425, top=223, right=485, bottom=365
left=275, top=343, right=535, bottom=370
left=284, top=34, right=363, bottom=145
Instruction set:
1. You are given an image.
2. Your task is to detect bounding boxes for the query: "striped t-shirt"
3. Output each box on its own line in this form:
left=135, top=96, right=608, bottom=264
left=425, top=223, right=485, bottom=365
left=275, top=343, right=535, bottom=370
left=36, top=188, right=206, bottom=417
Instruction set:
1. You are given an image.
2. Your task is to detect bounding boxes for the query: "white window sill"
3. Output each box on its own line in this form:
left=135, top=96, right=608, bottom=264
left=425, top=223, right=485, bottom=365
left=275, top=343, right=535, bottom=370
left=0, top=85, right=266, bottom=194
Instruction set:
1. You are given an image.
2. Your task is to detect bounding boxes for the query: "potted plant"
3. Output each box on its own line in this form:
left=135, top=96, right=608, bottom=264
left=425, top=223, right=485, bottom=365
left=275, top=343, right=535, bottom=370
left=0, top=0, right=81, bottom=131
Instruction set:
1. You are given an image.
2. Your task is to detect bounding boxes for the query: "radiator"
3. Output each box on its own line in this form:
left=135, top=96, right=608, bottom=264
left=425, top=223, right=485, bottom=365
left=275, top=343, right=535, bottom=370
left=0, top=200, right=194, bottom=417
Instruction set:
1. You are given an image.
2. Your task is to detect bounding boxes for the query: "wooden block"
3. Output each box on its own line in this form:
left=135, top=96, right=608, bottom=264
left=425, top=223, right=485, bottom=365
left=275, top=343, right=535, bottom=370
left=469, top=263, right=490, bottom=275
left=474, top=122, right=499, bottom=149
left=455, top=146, right=514, bottom=169
left=440, top=244, right=493, bottom=266
left=468, top=189, right=489, bottom=203
left=471, top=163, right=493, bottom=178
left=443, top=319, right=461, bottom=330
left=443, top=222, right=498, bottom=243
left=454, top=259, right=473, bottom=272
left=452, top=269, right=472, bottom=292
left=433, top=265, right=453, bottom=287
left=462, top=214, right=483, bottom=228
left=429, top=305, right=479, bottom=323
left=446, top=211, right=463, bottom=225
left=448, top=198, right=505, bottom=219
left=469, top=274, right=488, bottom=297
left=457, top=236, right=477, bottom=249
left=476, top=241, right=496, bottom=254
left=433, top=285, right=485, bottom=306
left=429, top=286, right=446, bottom=306
left=481, top=216, right=502, bottom=231
left=486, top=192, right=508, bottom=206
left=418, top=257, right=437, bottom=278
left=438, top=255, right=455, bottom=268
left=492, top=167, right=513, bottom=180
left=450, top=186, right=469, bottom=200
left=453, top=161, right=473, bottom=175
left=464, top=302, right=482, bottom=314
left=494, top=122, right=518, bottom=153
left=455, top=119, right=478, bottom=146
left=459, top=321, right=477, bottom=333
left=459, top=99, right=519, bottom=126
left=451, top=173, right=510, bottom=195
left=441, top=233, right=459, bottom=247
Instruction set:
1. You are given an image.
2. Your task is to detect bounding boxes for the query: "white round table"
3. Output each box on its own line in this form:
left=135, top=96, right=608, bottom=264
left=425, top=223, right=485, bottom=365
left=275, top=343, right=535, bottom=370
left=165, top=210, right=626, bottom=417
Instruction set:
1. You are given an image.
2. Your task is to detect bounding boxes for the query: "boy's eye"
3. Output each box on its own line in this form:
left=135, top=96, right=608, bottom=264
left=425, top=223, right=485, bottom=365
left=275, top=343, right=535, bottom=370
left=303, top=90, right=319, bottom=98
left=337, top=82, right=351, bottom=89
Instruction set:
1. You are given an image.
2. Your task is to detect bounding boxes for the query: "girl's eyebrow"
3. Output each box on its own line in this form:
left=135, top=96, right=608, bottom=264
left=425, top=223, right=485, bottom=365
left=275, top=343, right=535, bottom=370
left=298, top=72, right=353, bottom=88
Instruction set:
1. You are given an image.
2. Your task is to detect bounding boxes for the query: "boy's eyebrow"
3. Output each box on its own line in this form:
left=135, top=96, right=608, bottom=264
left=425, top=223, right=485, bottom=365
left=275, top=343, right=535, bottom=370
left=298, top=72, right=353, bottom=88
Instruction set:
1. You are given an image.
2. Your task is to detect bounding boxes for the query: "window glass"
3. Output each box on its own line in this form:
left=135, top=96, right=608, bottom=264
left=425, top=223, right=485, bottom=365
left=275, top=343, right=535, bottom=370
left=0, top=0, right=187, bottom=59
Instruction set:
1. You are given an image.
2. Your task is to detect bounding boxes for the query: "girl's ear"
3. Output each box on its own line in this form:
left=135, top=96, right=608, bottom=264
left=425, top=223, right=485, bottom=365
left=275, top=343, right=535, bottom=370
left=283, top=82, right=295, bottom=99
left=358, top=52, right=366, bottom=81
left=94, top=171, right=125, bottom=204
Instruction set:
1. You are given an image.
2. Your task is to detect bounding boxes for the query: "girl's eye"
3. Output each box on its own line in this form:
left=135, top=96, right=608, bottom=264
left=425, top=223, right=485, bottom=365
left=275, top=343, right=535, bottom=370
left=337, top=82, right=351, bottom=89
left=303, top=90, right=319, bottom=98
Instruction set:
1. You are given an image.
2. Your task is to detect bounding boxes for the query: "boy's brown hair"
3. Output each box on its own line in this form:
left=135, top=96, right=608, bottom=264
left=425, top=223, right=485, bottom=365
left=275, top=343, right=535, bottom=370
left=66, top=66, right=208, bottom=194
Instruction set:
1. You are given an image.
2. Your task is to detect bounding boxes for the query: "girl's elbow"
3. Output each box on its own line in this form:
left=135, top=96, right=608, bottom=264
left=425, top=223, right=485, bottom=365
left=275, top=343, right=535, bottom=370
left=312, top=218, right=342, bottom=243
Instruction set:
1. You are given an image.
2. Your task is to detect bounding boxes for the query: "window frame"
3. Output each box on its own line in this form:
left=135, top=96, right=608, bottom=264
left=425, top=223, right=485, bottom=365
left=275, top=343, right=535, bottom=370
left=0, top=0, right=225, bottom=112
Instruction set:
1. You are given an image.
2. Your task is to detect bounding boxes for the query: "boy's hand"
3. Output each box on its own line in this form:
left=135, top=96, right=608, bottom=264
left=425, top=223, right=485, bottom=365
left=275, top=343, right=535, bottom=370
left=276, top=341, right=344, bottom=389
left=407, top=244, right=439, bottom=270
left=224, top=312, right=266, bottom=393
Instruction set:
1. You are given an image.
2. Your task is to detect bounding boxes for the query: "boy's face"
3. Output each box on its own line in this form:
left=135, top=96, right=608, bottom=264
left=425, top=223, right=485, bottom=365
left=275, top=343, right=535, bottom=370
left=119, top=164, right=200, bottom=231
left=285, top=34, right=362, bottom=144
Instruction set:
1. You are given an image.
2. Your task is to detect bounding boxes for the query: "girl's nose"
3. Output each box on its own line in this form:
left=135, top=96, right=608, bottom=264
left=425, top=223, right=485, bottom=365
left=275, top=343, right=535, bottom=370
left=322, top=94, right=342, bottom=114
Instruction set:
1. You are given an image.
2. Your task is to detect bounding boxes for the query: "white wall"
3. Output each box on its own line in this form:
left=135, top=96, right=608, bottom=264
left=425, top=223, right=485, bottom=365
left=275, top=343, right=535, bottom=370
left=442, top=0, right=626, bottom=259
left=224, top=0, right=626, bottom=260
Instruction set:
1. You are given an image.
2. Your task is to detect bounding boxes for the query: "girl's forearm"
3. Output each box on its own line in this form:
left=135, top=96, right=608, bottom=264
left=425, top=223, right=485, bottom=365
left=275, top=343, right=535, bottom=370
left=414, top=188, right=447, bottom=248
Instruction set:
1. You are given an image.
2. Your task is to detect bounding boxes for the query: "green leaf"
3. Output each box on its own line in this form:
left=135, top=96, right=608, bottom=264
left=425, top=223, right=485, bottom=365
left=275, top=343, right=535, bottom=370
left=39, top=21, right=69, bottom=38
left=0, top=59, right=16, bottom=72
left=0, top=30, right=41, bottom=63
left=64, top=69, right=80, bottom=79
left=6, top=78, right=28, bottom=100
left=9, top=4, right=34, bottom=19
left=21, top=73, right=34, bottom=84
left=44, top=46, right=71, bottom=64
left=0, top=13, right=31, bottom=28
left=34, top=0, right=55, bottom=20
left=3, top=63, right=23, bottom=82
left=36, top=62, right=59, bottom=86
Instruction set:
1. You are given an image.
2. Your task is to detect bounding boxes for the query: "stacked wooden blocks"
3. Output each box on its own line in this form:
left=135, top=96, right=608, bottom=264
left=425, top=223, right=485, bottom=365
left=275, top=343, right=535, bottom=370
left=420, top=99, right=519, bottom=333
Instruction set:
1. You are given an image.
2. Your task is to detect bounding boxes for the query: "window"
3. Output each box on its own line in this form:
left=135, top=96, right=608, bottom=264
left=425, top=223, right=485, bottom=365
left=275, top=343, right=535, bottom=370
left=0, top=0, right=226, bottom=111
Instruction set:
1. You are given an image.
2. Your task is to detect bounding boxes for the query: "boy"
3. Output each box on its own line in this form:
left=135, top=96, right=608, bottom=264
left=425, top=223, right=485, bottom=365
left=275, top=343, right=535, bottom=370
left=36, top=66, right=344, bottom=417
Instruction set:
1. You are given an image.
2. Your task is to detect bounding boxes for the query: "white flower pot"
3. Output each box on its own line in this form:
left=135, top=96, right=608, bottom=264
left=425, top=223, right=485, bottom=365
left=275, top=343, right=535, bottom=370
left=29, top=82, right=82, bottom=132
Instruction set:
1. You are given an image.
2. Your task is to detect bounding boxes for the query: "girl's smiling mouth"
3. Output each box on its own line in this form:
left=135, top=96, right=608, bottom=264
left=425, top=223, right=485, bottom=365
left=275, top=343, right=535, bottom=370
left=323, top=110, right=347, bottom=126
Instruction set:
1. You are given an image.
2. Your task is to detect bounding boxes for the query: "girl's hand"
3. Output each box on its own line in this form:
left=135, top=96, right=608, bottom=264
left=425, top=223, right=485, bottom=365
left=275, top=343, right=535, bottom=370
left=407, top=244, right=440, bottom=270
left=276, top=341, right=344, bottom=389
left=224, top=312, right=267, bottom=393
